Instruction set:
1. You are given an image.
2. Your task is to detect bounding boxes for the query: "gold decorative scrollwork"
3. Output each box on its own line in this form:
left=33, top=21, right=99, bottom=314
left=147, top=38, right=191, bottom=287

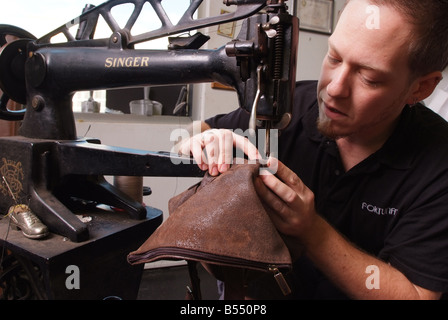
left=0, top=158, right=24, bottom=201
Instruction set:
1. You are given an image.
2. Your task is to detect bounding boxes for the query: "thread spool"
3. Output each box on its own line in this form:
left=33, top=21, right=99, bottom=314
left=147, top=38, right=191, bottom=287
left=113, top=176, right=143, bottom=204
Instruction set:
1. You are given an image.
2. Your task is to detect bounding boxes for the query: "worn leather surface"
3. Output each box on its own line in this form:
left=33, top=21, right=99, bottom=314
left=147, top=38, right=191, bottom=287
left=127, top=162, right=292, bottom=271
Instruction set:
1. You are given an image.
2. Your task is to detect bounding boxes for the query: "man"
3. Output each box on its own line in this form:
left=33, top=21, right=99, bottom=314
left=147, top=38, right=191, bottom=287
left=178, top=0, right=448, bottom=299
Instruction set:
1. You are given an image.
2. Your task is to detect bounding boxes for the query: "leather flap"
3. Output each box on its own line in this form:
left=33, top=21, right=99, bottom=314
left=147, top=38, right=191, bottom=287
left=128, top=163, right=292, bottom=270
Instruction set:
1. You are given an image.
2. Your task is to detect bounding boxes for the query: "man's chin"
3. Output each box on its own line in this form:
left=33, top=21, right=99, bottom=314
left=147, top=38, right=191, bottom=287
left=316, top=118, right=345, bottom=140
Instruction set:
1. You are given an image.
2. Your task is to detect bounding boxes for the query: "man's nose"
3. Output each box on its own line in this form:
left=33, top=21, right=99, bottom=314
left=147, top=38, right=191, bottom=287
left=327, top=66, right=350, bottom=98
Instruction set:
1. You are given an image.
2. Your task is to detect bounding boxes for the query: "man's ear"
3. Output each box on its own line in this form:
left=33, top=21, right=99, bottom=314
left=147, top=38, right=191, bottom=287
left=406, top=71, right=443, bottom=104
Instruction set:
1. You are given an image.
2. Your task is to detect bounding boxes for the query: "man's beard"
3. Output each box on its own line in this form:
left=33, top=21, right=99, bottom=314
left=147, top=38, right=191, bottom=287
left=316, top=106, right=346, bottom=140
left=317, top=118, right=336, bottom=140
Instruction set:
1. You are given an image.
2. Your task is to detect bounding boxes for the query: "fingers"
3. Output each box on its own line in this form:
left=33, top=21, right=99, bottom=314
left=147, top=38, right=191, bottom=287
left=254, top=176, right=290, bottom=226
left=258, top=160, right=299, bottom=216
left=178, top=129, right=260, bottom=176
left=179, top=133, right=207, bottom=171
left=202, top=129, right=234, bottom=176
left=257, top=157, right=316, bottom=237
left=261, top=157, right=305, bottom=198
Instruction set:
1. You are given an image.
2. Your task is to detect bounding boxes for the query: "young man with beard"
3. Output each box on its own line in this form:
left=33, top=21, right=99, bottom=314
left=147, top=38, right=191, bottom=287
left=178, top=0, right=448, bottom=299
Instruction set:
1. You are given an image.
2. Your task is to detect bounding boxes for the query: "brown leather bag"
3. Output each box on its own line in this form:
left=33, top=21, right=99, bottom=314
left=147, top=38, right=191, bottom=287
left=127, top=162, right=292, bottom=299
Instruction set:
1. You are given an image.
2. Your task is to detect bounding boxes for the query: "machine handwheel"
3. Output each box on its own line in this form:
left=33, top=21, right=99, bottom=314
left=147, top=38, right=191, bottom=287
left=0, top=25, right=36, bottom=121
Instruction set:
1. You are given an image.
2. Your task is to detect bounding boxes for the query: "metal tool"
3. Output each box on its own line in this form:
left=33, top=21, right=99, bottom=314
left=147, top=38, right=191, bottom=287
left=0, top=0, right=298, bottom=241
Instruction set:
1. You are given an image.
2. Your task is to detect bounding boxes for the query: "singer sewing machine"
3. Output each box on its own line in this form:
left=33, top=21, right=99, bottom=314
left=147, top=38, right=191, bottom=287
left=0, top=0, right=298, bottom=243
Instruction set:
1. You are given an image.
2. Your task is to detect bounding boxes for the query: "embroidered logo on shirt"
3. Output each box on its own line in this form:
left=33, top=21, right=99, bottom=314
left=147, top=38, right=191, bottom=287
left=361, top=202, right=398, bottom=216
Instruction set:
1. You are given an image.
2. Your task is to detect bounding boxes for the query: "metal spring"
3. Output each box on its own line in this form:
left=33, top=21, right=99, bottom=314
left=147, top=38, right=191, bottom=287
left=272, top=22, right=284, bottom=104
left=273, top=22, right=284, bottom=80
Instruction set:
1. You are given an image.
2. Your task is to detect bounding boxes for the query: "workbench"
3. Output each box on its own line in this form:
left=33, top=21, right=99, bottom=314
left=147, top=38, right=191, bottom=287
left=0, top=205, right=162, bottom=300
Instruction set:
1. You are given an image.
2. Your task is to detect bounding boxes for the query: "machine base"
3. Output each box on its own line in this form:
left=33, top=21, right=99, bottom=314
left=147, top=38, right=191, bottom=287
left=0, top=206, right=162, bottom=300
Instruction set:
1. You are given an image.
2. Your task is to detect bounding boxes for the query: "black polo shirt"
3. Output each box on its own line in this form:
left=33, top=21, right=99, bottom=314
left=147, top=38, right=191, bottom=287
left=205, top=80, right=448, bottom=299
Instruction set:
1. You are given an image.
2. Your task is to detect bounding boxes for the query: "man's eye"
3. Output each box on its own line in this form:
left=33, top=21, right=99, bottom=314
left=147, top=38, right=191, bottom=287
left=327, top=55, right=341, bottom=65
left=360, top=75, right=380, bottom=88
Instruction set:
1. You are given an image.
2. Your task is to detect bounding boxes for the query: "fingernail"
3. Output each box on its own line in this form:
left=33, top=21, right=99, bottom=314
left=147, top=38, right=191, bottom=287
left=266, top=157, right=271, bottom=167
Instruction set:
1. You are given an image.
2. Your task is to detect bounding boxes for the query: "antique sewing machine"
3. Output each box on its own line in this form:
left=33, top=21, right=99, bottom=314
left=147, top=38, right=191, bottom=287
left=0, top=0, right=298, bottom=244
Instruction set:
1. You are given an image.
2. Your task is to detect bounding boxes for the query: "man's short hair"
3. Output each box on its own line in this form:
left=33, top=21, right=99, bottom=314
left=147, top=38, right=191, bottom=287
left=347, top=0, right=448, bottom=77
